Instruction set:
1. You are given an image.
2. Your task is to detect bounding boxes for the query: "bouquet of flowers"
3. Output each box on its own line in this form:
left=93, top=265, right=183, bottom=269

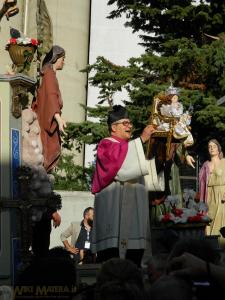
left=6, top=27, right=39, bottom=49
left=158, top=191, right=210, bottom=225
left=5, top=28, right=39, bottom=73
left=6, top=36, right=39, bottom=47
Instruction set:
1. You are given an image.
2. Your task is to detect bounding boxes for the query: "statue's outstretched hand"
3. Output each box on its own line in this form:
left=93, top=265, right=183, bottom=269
left=54, top=113, right=67, bottom=135
left=186, top=155, right=195, bottom=169
left=58, top=117, right=67, bottom=134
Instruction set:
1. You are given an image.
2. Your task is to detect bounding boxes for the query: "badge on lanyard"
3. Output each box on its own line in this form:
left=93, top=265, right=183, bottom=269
left=84, top=241, right=90, bottom=249
left=85, top=230, right=90, bottom=249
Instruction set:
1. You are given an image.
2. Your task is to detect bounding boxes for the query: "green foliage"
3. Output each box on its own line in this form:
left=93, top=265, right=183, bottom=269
left=62, top=0, right=225, bottom=166
left=53, top=154, right=94, bottom=191
left=63, top=105, right=109, bottom=151
left=107, top=1, right=225, bottom=51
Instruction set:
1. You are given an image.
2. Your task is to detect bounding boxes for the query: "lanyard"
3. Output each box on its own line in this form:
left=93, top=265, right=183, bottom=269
left=86, top=230, right=90, bottom=241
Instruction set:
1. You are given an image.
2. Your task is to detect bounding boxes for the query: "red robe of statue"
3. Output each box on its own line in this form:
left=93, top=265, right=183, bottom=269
left=33, top=65, right=63, bottom=173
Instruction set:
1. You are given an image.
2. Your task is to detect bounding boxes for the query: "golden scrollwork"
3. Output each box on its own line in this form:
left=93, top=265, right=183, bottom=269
left=9, top=75, right=36, bottom=118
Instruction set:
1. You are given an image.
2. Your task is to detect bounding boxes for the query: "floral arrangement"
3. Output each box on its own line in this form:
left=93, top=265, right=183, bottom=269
left=5, top=27, right=39, bottom=48
left=158, top=189, right=211, bottom=225
left=5, top=29, right=40, bottom=73
left=6, top=37, right=39, bottom=47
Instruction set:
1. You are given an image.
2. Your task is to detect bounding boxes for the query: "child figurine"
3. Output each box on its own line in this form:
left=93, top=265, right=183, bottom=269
left=156, top=84, right=194, bottom=147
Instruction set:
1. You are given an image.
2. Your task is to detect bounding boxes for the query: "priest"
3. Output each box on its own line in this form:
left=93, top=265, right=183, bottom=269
left=91, top=105, right=164, bottom=266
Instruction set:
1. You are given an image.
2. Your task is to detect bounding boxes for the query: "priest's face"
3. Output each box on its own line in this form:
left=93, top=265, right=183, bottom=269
left=111, top=118, right=133, bottom=140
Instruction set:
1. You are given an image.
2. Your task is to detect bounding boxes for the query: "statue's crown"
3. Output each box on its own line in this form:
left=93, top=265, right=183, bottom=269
left=166, top=83, right=180, bottom=95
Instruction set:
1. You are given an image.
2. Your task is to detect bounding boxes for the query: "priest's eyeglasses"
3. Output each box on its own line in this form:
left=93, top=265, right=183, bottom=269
left=113, top=121, right=133, bottom=126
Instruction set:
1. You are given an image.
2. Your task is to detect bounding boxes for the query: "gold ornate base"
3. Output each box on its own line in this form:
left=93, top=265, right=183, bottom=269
left=7, top=44, right=35, bottom=73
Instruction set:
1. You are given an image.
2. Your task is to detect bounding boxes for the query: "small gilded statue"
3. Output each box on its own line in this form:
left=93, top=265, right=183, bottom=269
left=155, top=84, right=194, bottom=147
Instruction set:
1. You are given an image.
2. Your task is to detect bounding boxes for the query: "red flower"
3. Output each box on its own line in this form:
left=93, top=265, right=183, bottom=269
left=31, top=39, right=39, bottom=46
left=188, top=214, right=202, bottom=222
left=10, top=38, right=17, bottom=44
left=162, top=213, right=172, bottom=222
left=172, top=208, right=183, bottom=217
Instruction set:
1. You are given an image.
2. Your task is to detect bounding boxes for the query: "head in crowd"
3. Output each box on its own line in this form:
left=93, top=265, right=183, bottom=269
left=167, top=237, right=221, bottom=265
left=83, top=207, right=94, bottom=227
left=147, top=253, right=169, bottom=284
left=149, top=274, right=193, bottom=300
left=95, top=258, right=146, bottom=300
left=15, top=247, right=76, bottom=300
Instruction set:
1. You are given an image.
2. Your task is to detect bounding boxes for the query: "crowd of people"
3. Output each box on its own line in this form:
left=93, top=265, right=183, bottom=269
left=11, top=237, right=225, bottom=299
